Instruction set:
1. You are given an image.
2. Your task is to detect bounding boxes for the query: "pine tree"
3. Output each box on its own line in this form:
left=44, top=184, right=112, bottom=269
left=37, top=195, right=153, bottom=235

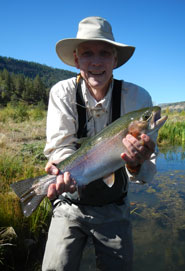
left=22, top=77, right=34, bottom=103
left=0, top=69, right=13, bottom=104
left=11, top=74, right=25, bottom=102
left=32, top=75, right=47, bottom=104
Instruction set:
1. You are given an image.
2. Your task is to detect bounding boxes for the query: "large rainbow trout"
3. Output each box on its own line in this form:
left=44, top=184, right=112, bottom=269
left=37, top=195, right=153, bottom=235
left=10, top=106, right=167, bottom=217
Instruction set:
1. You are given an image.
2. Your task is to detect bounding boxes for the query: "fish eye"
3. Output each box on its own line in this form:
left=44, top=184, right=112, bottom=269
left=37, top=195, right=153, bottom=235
left=142, top=111, right=151, bottom=121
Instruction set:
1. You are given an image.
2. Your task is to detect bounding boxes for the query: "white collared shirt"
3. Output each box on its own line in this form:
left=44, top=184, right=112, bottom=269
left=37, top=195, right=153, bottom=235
left=44, top=77, right=156, bottom=183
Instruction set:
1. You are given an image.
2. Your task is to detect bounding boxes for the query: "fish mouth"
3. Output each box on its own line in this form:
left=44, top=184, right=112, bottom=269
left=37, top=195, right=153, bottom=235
left=150, top=108, right=168, bottom=130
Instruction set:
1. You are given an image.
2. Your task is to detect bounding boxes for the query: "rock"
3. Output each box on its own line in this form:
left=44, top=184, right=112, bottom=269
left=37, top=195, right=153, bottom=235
left=0, top=227, right=17, bottom=245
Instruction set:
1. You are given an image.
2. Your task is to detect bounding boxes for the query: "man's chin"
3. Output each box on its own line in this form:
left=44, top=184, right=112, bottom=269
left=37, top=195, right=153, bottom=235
left=87, top=76, right=106, bottom=86
left=88, top=81, right=105, bottom=90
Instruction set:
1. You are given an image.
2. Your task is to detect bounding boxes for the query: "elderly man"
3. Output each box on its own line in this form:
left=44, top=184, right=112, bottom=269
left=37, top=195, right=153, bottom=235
left=42, top=16, right=155, bottom=271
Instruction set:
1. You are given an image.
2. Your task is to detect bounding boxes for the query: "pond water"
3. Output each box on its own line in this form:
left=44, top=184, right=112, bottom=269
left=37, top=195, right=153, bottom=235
left=130, top=146, right=185, bottom=271
left=80, top=147, right=185, bottom=271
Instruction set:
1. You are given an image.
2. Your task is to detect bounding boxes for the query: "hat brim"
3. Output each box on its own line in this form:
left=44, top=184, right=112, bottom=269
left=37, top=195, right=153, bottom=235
left=56, top=38, right=135, bottom=69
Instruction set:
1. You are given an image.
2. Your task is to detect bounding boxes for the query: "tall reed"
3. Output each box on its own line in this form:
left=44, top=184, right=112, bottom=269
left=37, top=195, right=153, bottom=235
left=158, top=111, right=185, bottom=146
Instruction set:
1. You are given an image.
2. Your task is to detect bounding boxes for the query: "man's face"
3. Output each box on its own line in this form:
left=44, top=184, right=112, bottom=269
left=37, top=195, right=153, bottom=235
left=74, top=41, right=117, bottom=92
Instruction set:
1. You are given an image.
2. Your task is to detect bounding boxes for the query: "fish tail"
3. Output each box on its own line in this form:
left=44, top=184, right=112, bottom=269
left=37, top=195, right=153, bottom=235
left=10, top=176, right=44, bottom=198
left=21, top=193, right=45, bottom=217
left=10, top=175, right=47, bottom=217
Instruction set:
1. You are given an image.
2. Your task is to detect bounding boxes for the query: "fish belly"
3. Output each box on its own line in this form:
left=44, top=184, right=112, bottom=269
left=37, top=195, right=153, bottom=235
left=64, top=134, right=125, bottom=186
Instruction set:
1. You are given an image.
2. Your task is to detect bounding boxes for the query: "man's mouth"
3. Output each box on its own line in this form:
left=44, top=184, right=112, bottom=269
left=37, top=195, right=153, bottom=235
left=89, top=71, right=105, bottom=76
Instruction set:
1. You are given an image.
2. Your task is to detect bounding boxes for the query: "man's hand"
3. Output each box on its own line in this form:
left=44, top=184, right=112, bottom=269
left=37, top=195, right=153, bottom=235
left=121, top=134, right=155, bottom=172
left=45, top=161, right=77, bottom=200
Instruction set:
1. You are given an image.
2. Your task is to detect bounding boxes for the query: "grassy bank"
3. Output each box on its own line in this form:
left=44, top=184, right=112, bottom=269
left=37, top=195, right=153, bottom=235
left=0, top=103, right=50, bottom=270
left=0, top=104, right=184, bottom=270
left=158, top=109, right=185, bottom=146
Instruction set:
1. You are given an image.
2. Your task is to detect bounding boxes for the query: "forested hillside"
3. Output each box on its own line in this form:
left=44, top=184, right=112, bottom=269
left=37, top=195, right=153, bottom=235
left=0, top=56, right=76, bottom=88
left=0, top=56, right=77, bottom=106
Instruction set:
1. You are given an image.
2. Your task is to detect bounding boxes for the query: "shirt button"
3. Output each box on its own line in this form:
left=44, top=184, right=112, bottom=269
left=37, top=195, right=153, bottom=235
left=96, top=104, right=102, bottom=109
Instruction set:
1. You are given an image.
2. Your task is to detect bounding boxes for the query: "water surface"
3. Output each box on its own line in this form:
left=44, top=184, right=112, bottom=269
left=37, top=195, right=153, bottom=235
left=130, top=147, right=185, bottom=271
left=80, top=147, right=185, bottom=271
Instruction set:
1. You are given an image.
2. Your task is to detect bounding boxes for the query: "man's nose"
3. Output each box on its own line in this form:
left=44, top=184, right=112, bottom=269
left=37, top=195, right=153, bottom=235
left=91, top=55, right=102, bottom=66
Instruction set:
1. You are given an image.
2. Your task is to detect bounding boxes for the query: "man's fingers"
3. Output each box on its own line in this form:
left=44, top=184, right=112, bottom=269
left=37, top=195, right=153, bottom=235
left=56, top=172, right=77, bottom=194
left=121, top=152, right=133, bottom=164
left=123, top=134, right=155, bottom=154
left=122, top=133, right=155, bottom=167
left=141, top=134, right=155, bottom=152
left=122, top=136, right=141, bottom=160
left=45, top=161, right=59, bottom=175
left=47, top=183, right=57, bottom=200
left=56, top=174, right=65, bottom=195
left=46, top=171, right=77, bottom=200
left=63, top=172, right=71, bottom=186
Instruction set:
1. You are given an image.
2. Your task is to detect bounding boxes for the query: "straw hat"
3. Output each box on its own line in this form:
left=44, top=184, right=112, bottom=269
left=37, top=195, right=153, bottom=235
left=56, top=16, right=135, bottom=69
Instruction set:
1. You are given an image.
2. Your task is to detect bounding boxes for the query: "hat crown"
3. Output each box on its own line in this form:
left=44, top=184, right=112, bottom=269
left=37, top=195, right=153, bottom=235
left=76, top=16, right=115, bottom=41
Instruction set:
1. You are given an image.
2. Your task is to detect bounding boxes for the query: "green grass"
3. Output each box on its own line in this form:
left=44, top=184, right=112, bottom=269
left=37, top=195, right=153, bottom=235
left=0, top=104, right=49, bottom=270
left=0, top=102, right=46, bottom=123
left=158, top=110, right=185, bottom=146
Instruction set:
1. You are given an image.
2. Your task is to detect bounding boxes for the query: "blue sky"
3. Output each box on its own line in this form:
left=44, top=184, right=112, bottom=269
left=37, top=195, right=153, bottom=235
left=1, top=0, right=185, bottom=104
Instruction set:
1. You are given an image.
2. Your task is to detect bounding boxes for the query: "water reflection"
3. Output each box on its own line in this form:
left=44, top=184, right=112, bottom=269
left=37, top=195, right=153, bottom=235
left=80, top=147, right=185, bottom=271
left=157, top=146, right=185, bottom=171
left=129, top=147, right=185, bottom=271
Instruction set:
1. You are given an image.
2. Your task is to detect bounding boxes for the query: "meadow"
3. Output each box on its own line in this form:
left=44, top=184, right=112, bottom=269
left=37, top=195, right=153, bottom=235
left=0, top=103, right=184, bottom=270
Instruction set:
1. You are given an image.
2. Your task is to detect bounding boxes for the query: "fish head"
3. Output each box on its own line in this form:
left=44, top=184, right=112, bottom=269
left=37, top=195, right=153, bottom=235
left=128, top=106, right=168, bottom=142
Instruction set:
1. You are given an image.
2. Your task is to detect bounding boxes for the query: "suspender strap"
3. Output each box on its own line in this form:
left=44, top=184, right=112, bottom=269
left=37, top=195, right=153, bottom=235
left=76, top=82, right=87, bottom=138
left=111, top=79, right=122, bottom=122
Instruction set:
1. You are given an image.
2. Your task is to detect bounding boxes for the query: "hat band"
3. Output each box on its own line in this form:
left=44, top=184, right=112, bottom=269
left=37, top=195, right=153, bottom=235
left=77, top=30, right=115, bottom=41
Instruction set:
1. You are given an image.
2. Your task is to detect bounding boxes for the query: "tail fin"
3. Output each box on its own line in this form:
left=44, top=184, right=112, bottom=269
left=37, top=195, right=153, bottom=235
left=21, top=194, right=45, bottom=217
left=10, top=175, right=46, bottom=198
left=10, top=175, right=46, bottom=217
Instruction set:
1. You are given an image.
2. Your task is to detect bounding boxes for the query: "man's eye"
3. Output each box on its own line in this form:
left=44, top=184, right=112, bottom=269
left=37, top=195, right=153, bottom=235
left=81, top=51, right=92, bottom=57
left=100, top=51, right=111, bottom=57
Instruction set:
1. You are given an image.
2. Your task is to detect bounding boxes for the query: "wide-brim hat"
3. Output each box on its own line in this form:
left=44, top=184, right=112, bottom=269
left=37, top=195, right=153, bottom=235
left=56, top=16, right=135, bottom=69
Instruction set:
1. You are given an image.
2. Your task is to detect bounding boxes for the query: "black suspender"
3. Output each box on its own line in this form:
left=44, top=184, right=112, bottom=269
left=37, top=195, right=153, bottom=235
left=111, top=79, right=122, bottom=122
left=76, top=79, right=122, bottom=138
left=76, top=82, right=87, bottom=138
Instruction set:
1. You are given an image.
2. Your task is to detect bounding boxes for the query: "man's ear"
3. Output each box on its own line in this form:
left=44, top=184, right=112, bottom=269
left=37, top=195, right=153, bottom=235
left=73, top=51, right=80, bottom=69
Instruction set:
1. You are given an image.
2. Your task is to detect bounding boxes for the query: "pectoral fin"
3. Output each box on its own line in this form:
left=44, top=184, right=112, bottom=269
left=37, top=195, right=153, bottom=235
left=103, top=173, right=115, bottom=188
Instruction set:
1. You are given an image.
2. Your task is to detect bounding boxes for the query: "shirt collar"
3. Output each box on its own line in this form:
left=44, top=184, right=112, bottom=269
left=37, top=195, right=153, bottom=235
left=81, top=79, right=113, bottom=112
